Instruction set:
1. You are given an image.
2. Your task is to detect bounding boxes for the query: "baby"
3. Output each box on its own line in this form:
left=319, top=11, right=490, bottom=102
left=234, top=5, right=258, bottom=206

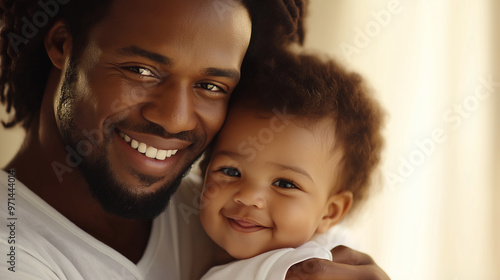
left=199, top=51, right=384, bottom=279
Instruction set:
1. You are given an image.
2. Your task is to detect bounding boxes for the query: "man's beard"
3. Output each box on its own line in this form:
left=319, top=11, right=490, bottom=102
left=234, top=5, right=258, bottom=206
left=79, top=152, right=188, bottom=219
left=57, top=58, right=201, bottom=219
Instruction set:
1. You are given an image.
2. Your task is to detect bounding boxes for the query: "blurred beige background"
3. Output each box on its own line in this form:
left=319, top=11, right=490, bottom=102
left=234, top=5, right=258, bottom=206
left=304, top=1, right=500, bottom=279
left=1, top=0, right=499, bottom=279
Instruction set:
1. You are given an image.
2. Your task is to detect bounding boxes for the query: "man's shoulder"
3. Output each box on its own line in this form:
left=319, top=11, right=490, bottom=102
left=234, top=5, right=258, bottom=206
left=0, top=171, right=148, bottom=279
left=0, top=169, right=72, bottom=242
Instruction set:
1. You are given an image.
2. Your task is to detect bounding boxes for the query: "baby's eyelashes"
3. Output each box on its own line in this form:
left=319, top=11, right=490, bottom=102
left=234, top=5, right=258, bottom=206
left=272, top=179, right=300, bottom=190
left=218, top=167, right=241, bottom=177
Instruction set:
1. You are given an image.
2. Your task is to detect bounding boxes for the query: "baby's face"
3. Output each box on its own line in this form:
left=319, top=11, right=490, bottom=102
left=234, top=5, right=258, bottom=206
left=200, top=107, right=343, bottom=259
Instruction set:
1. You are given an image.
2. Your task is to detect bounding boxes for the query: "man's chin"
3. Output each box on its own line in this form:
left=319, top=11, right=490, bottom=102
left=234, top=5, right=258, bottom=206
left=80, top=156, right=187, bottom=219
left=92, top=172, right=184, bottom=219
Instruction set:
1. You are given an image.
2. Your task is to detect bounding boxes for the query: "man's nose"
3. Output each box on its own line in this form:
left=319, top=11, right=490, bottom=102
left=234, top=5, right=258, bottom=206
left=141, top=83, right=197, bottom=134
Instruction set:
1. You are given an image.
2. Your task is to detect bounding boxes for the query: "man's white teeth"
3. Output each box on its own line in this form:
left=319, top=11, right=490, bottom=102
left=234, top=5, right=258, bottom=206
left=138, top=143, right=147, bottom=153
left=119, top=132, right=178, bottom=160
left=146, top=146, right=157, bottom=158
left=156, top=150, right=167, bottom=160
left=131, top=140, right=139, bottom=149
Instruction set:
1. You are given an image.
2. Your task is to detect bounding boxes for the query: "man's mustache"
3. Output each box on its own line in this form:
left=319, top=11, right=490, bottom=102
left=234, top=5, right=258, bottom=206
left=114, top=119, right=197, bottom=143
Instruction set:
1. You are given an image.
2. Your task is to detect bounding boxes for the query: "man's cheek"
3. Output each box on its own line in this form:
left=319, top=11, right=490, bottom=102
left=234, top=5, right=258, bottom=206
left=205, top=102, right=230, bottom=137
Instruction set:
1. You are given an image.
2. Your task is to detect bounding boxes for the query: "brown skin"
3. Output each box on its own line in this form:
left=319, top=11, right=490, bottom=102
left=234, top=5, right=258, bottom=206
left=5, top=0, right=389, bottom=278
left=7, top=0, right=251, bottom=263
left=201, top=107, right=353, bottom=259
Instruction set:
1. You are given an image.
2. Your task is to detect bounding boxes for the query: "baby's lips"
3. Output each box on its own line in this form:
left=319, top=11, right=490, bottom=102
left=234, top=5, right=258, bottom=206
left=226, top=215, right=269, bottom=228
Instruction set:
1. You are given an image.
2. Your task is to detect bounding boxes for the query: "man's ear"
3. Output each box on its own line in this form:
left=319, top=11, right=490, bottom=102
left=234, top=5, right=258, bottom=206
left=316, top=190, right=353, bottom=234
left=45, top=20, right=72, bottom=69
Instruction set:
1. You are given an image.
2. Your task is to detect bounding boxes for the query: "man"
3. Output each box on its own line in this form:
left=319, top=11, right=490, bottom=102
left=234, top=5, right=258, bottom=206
left=0, top=0, right=389, bottom=279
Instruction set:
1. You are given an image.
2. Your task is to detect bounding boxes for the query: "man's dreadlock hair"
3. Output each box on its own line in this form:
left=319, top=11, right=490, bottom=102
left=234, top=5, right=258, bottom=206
left=0, top=0, right=308, bottom=129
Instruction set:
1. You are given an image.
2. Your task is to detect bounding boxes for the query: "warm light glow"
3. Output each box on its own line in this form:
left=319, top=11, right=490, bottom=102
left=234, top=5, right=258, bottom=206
left=305, top=0, right=499, bottom=279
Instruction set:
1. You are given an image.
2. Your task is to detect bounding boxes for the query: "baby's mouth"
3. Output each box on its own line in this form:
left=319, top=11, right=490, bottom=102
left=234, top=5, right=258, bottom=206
left=227, top=217, right=270, bottom=233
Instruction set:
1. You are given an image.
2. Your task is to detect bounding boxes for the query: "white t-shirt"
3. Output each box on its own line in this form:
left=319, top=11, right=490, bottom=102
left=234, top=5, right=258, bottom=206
left=0, top=169, right=217, bottom=280
left=200, top=227, right=351, bottom=280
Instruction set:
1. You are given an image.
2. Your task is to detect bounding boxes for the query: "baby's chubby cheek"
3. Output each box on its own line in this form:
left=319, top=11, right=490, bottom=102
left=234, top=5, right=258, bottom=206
left=200, top=181, right=220, bottom=210
left=201, top=176, right=230, bottom=202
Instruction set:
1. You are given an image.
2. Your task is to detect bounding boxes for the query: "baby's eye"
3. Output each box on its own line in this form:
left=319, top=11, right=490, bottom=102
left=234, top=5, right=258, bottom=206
left=272, top=179, right=299, bottom=190
left=219, top=167, right=241, bottom=177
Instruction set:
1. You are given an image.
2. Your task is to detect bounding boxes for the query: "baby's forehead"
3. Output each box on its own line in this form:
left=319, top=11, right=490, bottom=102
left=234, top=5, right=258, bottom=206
left=219, top=106, right=342, bottom=164
left=227, top=104, right=337, bottom=137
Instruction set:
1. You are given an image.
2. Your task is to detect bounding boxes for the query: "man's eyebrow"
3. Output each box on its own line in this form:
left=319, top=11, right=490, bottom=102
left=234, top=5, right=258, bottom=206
left=203, top=67, right=240, bottom=82
left=269, top=162, right=314, bottom=183
left=117, top=46, right=172, bottom=65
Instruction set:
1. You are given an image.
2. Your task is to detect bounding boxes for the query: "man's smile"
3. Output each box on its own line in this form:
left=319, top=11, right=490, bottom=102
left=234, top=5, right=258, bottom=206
left=113, top=128, right=194, bottom=178
left=119, top=131, right=178, bottom=160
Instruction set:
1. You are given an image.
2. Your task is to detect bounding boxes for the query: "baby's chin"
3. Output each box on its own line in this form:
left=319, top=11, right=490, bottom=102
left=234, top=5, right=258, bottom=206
left=226, top=249, right=261, bottom=260
left=224, top=244, right=278, bottom=260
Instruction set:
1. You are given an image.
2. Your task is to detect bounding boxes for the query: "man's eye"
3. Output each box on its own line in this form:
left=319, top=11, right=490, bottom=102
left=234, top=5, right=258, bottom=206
left=198, top=83, right=225, bottom=93
left=272, top=179, right=299, bottom=190
left=219, top=167, right=241, bottom=177
left=127, top=66, right=157, bottom=78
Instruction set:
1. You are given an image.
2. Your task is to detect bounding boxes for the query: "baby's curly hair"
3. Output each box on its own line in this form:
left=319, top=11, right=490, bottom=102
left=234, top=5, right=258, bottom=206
left=0, top=0, right=307, bottom=129
left=204, top=51, right=385, bottom=213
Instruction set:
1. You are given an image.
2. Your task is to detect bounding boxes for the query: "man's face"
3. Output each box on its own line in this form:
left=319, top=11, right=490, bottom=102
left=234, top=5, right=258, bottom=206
left=54, top=0, right=251, bottom=218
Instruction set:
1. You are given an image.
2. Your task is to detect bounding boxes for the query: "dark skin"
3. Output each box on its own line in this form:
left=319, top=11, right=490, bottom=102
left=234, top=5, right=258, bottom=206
left=5, top=0, right=389, bottom=278
left=8, top=0, right=250, bottom=264
left=7, top=118, right=151, bottom=262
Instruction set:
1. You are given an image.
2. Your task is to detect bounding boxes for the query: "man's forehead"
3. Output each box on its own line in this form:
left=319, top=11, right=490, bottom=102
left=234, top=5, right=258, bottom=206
left=93, top=0, right=251, bottom=50
left=102, top=0, right=249, bottom=25
left=86, top=0, right=251, bottom=68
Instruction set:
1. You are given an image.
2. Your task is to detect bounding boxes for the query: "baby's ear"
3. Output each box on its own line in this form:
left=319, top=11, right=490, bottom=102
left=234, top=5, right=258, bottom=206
left=316, top=190, right=353, bottom=234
